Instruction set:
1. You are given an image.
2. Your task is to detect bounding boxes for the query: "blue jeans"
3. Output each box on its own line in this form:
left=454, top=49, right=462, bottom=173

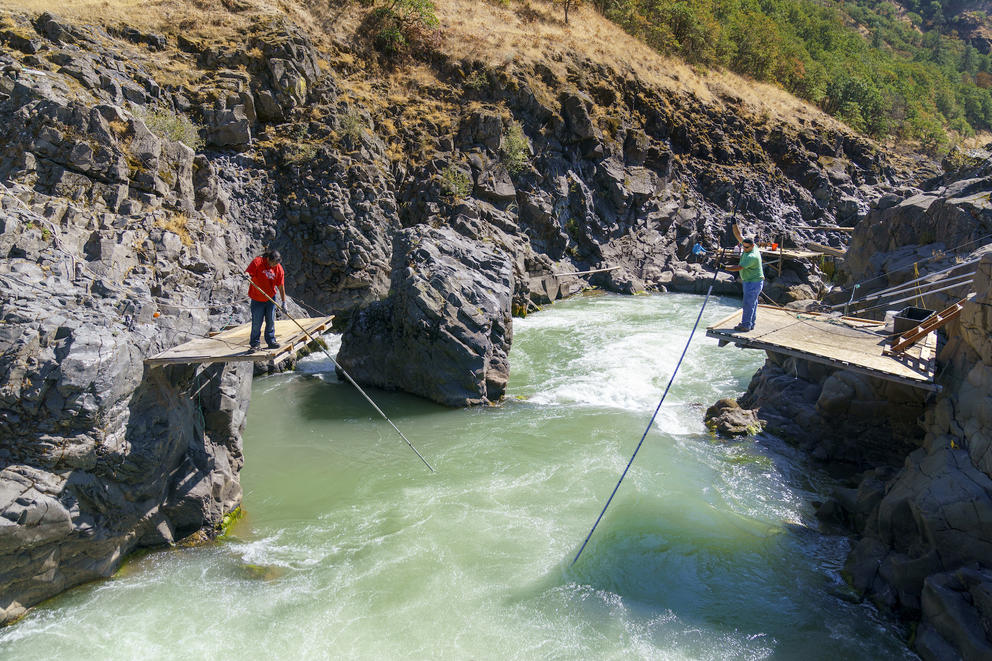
left=741, top=280, right=763, bottom=329
left=250, top=299, right=276, bottom=347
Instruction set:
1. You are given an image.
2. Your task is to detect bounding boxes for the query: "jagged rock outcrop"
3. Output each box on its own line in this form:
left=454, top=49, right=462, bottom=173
left=0, top=177, right=256, bottom=623
left=337, top=225, right=513, bottom=406
left=840, top=254, right=992, bottom=660
left=0, top=14, right=268, bottom=622
left=916, top=566, right=992, bottom=660
left=737, top=356, right=928, bottom=466
left=839, top=159, right=992, bottom=312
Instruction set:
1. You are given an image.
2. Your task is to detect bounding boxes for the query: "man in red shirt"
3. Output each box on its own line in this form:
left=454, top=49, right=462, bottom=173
left=245, top=249, right=286, bottom=350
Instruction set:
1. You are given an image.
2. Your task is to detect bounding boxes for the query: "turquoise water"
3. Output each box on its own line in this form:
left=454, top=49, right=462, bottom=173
left=0, top=293, right=914, bottom=660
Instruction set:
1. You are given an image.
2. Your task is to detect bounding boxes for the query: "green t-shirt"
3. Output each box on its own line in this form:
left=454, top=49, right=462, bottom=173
left=738, top=248, right=764, bottom=282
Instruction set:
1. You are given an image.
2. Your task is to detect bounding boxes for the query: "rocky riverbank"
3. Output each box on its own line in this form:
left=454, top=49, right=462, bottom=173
left=0, top=0, right=947, bottom=635
left=720, top=161, right=992, bottom=659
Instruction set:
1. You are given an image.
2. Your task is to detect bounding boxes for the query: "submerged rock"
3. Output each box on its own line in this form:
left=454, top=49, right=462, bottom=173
left=337, top=225, right=513, bottom=406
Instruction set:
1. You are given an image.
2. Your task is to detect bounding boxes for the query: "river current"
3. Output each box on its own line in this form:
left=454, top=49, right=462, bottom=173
left=0, top=293, right=915, bottom=660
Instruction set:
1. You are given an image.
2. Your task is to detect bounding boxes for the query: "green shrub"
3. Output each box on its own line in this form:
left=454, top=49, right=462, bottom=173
left=592, top=0, right=992, bottom=144
left=439, top=165, right=472, bottom=199
left=285, top=142, right=319, bottom=165
left=501, top=122, right=529, bottom=175
left=340, top=110, right=366, bottom=141
left=463, top=69, right=488, bottom=91
left=942, top=146, right=985, bottom=173
left=141, top=108, right=204, bottom=151
left=364, top=0, right=441, bottom=57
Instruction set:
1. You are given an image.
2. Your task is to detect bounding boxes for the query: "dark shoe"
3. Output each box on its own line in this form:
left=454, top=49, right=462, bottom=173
left=266, top=342, right=280, bottom=349
left=732, top=324, right=750, bottom=332
left=249, top=344, right=260, bottom=351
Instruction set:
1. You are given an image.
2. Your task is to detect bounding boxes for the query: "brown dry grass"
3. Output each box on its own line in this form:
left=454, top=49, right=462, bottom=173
left=398, top=0, right=845, bottom=132
left=2, top=0, right=165, bottom=25
left=156, top=212, right=193, bottom=245
left=956, top=131, right=992, bottom=151
left=0, top=0, right=286, bottom=40
left=0, top=0, right=848, bottom=134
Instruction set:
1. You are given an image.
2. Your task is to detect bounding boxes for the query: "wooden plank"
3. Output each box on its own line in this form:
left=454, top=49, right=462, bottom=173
left=808, top=242, right=847, bottom=257
left=551, top=266, right=621, bottom=276
left=758, top=247, right=822, bottom=260
left=707, top=326, right=938, bottom=390
left=145, top=316, right=333, bottom=365
left=708, top=308, right=743, bottom=330
left=885, top=299, right=965, bottom=354
left=706, top=331, right=938, bottom=390
left=271, top=326, right=331, bottom=366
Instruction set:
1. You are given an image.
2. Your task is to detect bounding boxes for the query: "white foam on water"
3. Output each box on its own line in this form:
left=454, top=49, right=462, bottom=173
left=512, top=294, right=753, bottom=437
left=294, top=331, right=342, bottom=379
left=225, top=531, right=331, bottom=569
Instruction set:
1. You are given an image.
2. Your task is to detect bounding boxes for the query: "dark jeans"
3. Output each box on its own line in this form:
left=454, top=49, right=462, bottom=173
left=250, top=299, right=276, bottom=347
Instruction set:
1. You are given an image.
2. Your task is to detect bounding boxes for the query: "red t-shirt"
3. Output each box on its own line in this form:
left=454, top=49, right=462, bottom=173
left=246, top=256, right=285, bottom=302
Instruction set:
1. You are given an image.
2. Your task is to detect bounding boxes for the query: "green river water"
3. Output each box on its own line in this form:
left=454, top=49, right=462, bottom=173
left=0, top=293, right=916, bottom=660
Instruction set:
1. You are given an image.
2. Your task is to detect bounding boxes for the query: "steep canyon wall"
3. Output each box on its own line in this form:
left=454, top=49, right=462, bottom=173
left=0, top=6, right=918, bottom=623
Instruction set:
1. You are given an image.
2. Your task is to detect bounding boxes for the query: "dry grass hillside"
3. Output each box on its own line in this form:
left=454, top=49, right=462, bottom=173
left=1, top=0, right=852, bottom=135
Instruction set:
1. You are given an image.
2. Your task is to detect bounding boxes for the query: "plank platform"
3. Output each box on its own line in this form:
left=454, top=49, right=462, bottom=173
left=706, top=305, right=938, bottom=391
left=145, top=316, right=334, bottom=366
left=758, top=247, right=824, bottom=260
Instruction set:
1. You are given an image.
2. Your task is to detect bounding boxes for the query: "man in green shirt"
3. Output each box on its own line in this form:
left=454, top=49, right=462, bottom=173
left=723, top=237, right=764, bottom=332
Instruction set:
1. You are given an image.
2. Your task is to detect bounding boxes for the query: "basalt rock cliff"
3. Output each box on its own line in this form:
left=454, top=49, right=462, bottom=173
left=0, top=2, right=929, bottom=628
left=734, top=156, right=992, bottom=659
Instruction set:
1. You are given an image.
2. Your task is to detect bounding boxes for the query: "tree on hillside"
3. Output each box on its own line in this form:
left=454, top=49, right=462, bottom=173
left=586, top=0, right=992, bottom=149
left=557, top=0, right=580, bottom=24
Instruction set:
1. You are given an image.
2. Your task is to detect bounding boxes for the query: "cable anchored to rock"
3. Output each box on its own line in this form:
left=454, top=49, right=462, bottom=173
left=242, top=274, right=435, bottom=473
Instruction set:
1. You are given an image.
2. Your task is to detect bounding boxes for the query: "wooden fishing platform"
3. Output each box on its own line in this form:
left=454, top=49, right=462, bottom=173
left=757, top=245, right=842, bottom=276
left=145, top=316, right=334, bottom=366
left=706, top=305, right=939, bottom=391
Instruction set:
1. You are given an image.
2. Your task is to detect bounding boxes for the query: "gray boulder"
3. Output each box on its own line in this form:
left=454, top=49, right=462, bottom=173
left=475, top=164, right=516, bottom=203
left=916, top=566, right=992, bottom=661
left=203, top=105, right=251, bottom=148
left=959, top=254, right=992, bottom=366
left=561, top=91, right=597, bottom=142
left=337, top=225, right=514, bottom=406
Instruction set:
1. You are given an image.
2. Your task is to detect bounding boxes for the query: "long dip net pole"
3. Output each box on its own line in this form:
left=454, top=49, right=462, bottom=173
left=243, top=273, right=435, bottom=472
left=571, top=195, right=741, bottom=566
